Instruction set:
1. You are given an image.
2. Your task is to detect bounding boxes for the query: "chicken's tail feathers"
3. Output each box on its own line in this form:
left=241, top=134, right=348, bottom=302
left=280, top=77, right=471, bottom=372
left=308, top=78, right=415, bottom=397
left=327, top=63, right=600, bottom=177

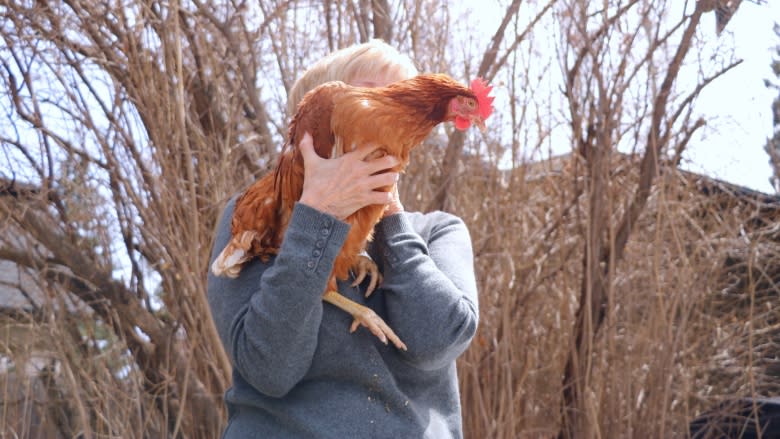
left=273, top=138, right=293, bottom=193
left=210, top=230, right=258, bottom=278
left=274, top=144, right=305, bottom=213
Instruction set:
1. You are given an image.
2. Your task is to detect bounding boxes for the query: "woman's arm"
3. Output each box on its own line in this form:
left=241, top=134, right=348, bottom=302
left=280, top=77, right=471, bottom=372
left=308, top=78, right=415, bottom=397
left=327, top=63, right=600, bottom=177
left=208, top=201, right=350, bottom=397
left=207, top=133, right=399, bottom=397
left=374, top=211, right=479, bottom=370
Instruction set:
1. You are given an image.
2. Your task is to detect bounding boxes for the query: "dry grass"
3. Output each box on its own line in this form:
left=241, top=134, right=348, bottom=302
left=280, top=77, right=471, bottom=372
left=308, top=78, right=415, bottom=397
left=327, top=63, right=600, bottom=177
left=0, top=1, right=776, bottom=438
left=406, top=143, right=778, bottom=438
left=1, top=147, right=777, bottom=439
left=409, top=151, right=779, bottom=438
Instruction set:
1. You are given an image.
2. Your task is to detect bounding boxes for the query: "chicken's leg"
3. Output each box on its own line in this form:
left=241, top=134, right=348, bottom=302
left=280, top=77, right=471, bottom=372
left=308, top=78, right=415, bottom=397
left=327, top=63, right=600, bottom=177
left=322, top=290, right=407, bottom=351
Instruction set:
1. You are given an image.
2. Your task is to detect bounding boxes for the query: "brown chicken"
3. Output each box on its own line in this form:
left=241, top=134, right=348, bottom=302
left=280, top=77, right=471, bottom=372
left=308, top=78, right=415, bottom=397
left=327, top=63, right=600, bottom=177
left=211, top=73, right=494, bottom=350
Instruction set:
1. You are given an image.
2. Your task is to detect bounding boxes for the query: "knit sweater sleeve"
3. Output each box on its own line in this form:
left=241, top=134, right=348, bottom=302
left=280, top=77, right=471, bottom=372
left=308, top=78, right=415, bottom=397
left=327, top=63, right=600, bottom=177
left=207, top=199, right=350, bottom=397
left=373, top=211, right=479, bottom=370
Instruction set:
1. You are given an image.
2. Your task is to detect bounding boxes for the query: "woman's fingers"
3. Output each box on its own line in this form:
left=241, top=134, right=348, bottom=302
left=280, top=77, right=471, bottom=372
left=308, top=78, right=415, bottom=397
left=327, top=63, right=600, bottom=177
left=383, top=183, right=404, bottom=217
left=298, top=132, right=318, bottom=164
left=363, top=155, right=399, bottom=175
left=365, top=171, right=399, bottom=189
left=367, top=190, right=394, bottom=205
left=298, top=134, right=401, bottom=219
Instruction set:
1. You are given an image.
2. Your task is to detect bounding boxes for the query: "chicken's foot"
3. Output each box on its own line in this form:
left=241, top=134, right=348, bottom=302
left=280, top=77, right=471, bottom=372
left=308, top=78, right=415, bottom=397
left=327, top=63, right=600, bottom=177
left=322, top=290, right=407, bottom=351
left=350, top=253, right=383, bottom=297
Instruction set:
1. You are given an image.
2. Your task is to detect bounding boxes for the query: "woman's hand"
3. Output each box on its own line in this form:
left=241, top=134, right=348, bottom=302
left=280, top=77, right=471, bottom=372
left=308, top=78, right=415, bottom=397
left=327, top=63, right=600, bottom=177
left=298, top=132, right=399, bottom=220
left=383, top=183, right=404, bottom=217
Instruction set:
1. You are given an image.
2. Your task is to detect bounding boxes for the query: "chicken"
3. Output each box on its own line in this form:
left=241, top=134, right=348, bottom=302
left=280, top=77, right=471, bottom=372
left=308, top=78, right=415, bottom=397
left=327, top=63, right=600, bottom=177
left=212, top=73, right=494, bottom=350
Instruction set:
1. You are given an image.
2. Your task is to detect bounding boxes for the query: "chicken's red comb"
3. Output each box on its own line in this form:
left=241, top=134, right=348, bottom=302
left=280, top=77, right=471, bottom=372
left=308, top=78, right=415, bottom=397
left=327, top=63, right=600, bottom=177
left=471, top=78, right=494, bottom=120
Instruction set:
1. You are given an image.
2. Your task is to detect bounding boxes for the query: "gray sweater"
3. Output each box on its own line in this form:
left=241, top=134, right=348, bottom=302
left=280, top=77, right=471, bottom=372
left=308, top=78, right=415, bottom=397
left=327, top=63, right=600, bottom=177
left=207, top=199, right=478, bottom=439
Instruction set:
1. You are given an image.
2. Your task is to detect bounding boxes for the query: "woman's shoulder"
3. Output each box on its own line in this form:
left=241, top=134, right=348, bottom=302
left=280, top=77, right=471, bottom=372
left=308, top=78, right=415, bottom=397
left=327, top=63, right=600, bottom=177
left=403, top=210, right=468, bottom=237
left=404, top=210, right=465, bottom=225
left=215, top=195, right=238, bottom=227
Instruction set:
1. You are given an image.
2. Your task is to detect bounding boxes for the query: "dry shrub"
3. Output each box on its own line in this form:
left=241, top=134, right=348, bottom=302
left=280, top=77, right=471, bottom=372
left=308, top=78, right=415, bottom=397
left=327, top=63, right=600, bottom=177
left=0, top=0, right=774, bottom=437
left=403, top=148, right=779, bottom=438
left=4, top=146, right=774, bottom=438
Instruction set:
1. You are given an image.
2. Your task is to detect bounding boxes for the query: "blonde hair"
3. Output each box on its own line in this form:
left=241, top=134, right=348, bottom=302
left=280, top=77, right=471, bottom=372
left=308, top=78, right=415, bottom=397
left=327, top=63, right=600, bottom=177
left=287, top=39, right=418, bottom=115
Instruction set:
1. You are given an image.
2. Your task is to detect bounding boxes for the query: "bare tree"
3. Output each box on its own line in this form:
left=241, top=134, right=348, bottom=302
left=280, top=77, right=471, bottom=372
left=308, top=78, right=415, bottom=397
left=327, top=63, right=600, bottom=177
left=0, top=0, right=768, bottom=437
left=0, top=0, right=266, bottom=435
left=0, top=0, right=496, bottom=436
left=556, top=1, right=743, bottom=436
left=765, top=23, right=780, bottom=192
left=427, top=0, right=557, bottom=212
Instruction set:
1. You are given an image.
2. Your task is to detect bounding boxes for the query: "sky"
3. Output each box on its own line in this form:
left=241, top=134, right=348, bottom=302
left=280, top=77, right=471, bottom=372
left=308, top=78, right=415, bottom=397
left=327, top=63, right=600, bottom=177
left=467, top=1, right=780, bottom=195
left=683, top=1, right=780, bottom=194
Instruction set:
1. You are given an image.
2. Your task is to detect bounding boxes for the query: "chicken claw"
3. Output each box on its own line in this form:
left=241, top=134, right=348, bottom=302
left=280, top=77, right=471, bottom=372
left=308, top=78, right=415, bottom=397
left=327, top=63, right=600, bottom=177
left=351, top=253, right=383, bottom=297
left=322, top=290, right=407, bottom=351
left=347, top=307, right=407, bottom=351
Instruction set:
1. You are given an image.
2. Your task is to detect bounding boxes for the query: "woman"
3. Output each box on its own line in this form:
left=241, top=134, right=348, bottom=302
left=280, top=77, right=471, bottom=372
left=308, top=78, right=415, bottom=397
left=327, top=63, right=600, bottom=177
left=208, top=39, right=479, bottom=439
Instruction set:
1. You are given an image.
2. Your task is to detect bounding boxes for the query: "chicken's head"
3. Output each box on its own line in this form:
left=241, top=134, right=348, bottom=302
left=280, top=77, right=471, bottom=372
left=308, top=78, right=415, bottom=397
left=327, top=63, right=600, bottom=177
left=450, top=78, right=494, bottom=132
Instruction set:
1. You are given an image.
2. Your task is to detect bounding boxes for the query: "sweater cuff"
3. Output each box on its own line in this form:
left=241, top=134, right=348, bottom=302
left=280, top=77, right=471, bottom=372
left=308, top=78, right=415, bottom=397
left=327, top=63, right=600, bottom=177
left=374, top=213, right=423, bottom=269
left=280, top=202, right=351, bottom=275
left=375, top=212, right=413, bottom=237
